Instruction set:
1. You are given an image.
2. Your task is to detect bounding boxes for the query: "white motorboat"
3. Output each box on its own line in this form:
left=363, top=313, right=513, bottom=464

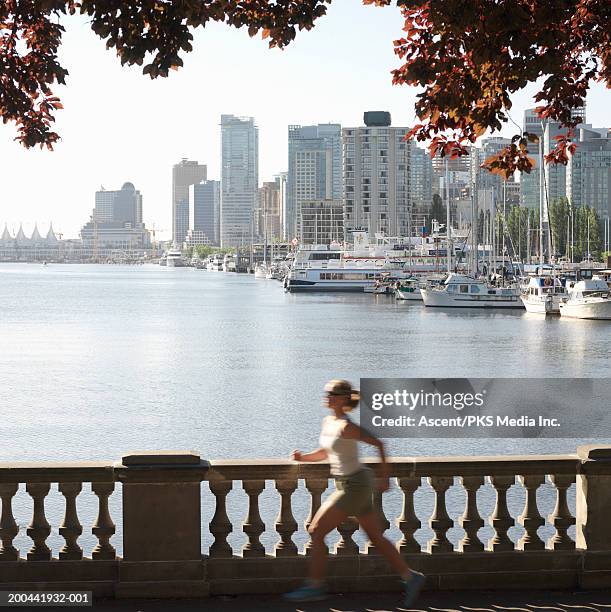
left=207, top=254, right=224, bottom=271
left=166, top=249, right=185, bottom=268
left=520, top=275, right=567, bottom=314
left=254, top=263, right=268, bottom=279
left=158, top=255, right=167, bottom=267
left=559, top=277, right=611, bottom=320
left=395, top=278, right=423, bottom=301
left=223, top=254, right=236, bottom=272
left=421, top=273, right=523, bottom=309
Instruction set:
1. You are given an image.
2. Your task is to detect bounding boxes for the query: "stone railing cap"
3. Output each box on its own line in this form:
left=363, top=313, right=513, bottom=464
left=577, top=444, right=611, bottom=461
left=122, top=451, right=201, bottom=466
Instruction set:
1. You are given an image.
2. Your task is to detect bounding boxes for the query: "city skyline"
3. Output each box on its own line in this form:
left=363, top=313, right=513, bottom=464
left=0, top=0, right=608, bottom=239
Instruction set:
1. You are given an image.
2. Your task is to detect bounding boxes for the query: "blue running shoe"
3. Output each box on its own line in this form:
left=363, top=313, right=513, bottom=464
left=401, top=570, right=425, bottom=606
left=283, top=582, right=328, bottom=602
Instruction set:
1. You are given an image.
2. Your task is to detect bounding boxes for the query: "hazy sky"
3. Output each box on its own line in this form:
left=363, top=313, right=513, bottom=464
left=1, top=0, right=608, bottom=240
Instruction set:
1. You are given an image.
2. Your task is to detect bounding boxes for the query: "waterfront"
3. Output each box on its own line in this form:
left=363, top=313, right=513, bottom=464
left=2, top=262, right=610, bottom=558
left=1, top=263, right=609, bottom=462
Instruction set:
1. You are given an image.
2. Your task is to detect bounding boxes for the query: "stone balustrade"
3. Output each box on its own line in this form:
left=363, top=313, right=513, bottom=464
left=0, top=446, right=610, bottom=598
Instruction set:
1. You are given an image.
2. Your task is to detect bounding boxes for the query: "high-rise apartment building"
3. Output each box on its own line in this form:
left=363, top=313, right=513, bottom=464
left=220, top=115, right=258, bottom=247
left=520, top=109, right=546, bottom=210
left=186, top=179, right=220, bottom=246
left=342, top=112, right=411, bottom=238
left=274, top=172, right=288, bottom=240
left=409, top=144, right=433, bottom=203
left=172, top=159, right=207, bottom=246
left=287, top=124, right=342, bottom=240
left=521, top=106, right=586, bottom=210
left=566, top=126, right=611, bottom=220
left=298, top=200, right=344, bottom=245
left=257, top=182, right=282, bottom=241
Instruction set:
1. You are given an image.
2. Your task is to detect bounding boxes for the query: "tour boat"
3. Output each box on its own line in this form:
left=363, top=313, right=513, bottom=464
left=559, top=277, right=611, bottom=320
left=520, top=275, right=567, bottom=315
left=420, top=273, right=523, bottom=309
left=166, top=249, right=185, bottom=268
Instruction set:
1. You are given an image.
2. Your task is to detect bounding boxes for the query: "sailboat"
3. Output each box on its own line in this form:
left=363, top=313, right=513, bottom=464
left=520, top=118, right=567, bottom=314
left=420, top=161, right=522, bottom=309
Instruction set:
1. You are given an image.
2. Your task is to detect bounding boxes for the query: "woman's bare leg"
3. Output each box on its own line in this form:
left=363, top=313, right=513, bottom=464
left=358, top=511, right=411, bottom=577
left=307, top=503, right=348, bottom=582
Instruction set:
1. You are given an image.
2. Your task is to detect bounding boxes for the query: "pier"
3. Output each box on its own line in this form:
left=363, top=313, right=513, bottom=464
left=1, top=446, right=610, bottom=600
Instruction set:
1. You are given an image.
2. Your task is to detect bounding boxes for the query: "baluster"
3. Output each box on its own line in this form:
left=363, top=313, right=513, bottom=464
left=335, top=517, right=359, bottom=555
left=397, top=477, right=421, bottom=554
left=458, top=476, right=484, bottom=552
left=517, top=475, right=545, bottom=551
left=304, top=478, right=327, bottom=554
left=241, top=479, right=265, bottom=558
left=488, top=475, right=515, bottom=552
left=0, top=484, right=19, bottom=560
left=427, top=476, right=453, bottom=553
left=274, top=479, right=298, bottom=556
left=59, top=482, right=83, bottom=560
left=548, top=474, right=575, bottom=550
left=91, top=482, right=116, bottom=560
left=209, top=477, right=233, bottom=558
left=366, top=478, right=390, bottom=554
left=26, top=483, right=51, bottom=560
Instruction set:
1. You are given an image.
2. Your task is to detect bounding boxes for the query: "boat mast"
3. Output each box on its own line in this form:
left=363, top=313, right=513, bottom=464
left=502, top=180, right=506, bottom=284
left=445, top=156, right=452, bottom=274
left=471, top=178, right=478, bottom=276
left=538, top=126, right=544, bottom=267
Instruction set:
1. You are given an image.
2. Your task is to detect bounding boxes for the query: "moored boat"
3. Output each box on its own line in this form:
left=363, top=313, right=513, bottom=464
left=166, top=248, right=185, bottom=268
left=421, top=273, right=523, bottom=309
left=395, top=278, right=423, bottom=301
left=520, top=275, right=567, bottom=314
left=559, top=277, right=611, bottom=320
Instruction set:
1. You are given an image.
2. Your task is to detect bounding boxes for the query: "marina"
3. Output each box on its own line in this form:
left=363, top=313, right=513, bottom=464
left=1, top=261, right=609, bottom=466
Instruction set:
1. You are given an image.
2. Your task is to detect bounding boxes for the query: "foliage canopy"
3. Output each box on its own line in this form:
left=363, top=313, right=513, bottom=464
left=1, top=0, right=609, bottom=175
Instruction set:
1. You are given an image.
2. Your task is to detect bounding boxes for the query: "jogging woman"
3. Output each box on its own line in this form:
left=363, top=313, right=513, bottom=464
left=285, top=379, right=425, bottom=604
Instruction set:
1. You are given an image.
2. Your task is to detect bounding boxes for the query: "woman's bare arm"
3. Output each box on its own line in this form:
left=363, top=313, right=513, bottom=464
left=291, top=448, right=328, bottom=462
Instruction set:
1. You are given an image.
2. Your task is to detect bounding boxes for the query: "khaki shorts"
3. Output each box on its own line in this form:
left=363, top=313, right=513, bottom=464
left=324, top=467, right=375, bottom=517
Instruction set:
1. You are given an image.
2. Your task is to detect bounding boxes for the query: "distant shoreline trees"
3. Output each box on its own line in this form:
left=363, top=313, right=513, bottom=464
left=505, top=200, right=603, bottom=262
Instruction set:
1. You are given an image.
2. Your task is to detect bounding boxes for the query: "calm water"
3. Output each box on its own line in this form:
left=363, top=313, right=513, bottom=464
left=1, top=262, right=608, bottom=462
left=2, top=263, right=609, bottom=556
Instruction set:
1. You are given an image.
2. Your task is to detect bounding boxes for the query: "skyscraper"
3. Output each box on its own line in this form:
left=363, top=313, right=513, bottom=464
left=220, top=115, right=259, bottom=248
left=187, top=179, right=220, bottom=246
left=287, top=124, right=342, bottom=240
left=94, top=183, right=142, bottom=226
left=257, top=181, right=282, bottom=241
left=521, top=107, right=586, bottom=210
left=172, top=159, right=207, bottom=246
left=82, top=182, right=149, bottom=250
left=409, top=143, right=433, bottom=204
left=274, top=172, right=288, bottom=240
left=520, top=109, right=545, bottom=210
left=342, top=112, right=411, bottom=238
left=566, top=126, right=611, bottom=219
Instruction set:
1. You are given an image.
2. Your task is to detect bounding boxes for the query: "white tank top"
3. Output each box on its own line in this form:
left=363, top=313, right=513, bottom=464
left=319, top=415, right=361, bottom=476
